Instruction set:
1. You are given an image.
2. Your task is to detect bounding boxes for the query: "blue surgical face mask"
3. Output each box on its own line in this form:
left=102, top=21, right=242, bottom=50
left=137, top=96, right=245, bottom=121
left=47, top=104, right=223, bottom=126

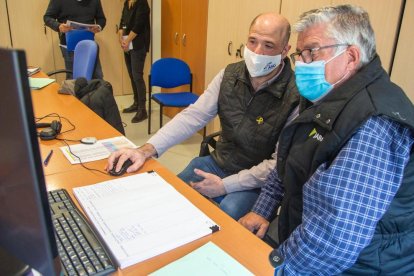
left=295, top=49, right=347, bottom=102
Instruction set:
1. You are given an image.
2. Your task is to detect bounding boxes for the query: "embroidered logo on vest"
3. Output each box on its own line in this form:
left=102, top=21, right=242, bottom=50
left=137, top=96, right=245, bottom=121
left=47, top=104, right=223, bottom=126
left=309, top=128, right=324, bottom=142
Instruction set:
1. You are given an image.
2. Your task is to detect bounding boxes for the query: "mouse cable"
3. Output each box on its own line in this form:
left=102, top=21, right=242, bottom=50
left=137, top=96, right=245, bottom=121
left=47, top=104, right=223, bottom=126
left=59, top=138, right=108, bottom=176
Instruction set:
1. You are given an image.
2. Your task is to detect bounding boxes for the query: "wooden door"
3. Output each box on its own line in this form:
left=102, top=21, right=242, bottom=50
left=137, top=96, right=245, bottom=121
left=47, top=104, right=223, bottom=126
left=99, top=0, right=126, bottom=96
left=391, top=0, right=414, bottom=102
left=7, top=0, right=56, bottom=72
left=180, top=0, right=208, bottom=96
left=205, top=0, right=240, bottom=85
left=161, top=0, right=181, bottom=59
left=160, top=0, right=208, bottom=118
left=0, top=0, right=11, bottom=47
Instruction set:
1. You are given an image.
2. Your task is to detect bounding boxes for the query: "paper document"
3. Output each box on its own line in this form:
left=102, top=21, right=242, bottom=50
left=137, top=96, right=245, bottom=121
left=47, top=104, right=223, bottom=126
left=150, top=242, right=253, bottom=276
left=29, top=77, right=55, bottom=90
left=73, top=172, right=220, bottom=269
left=66, top=20, right=101, bottom=30
left=122, top=36, right=133, bottom=50
left=27, top=67, right=40, bottom=76
left=60, top=136, right=136, bottom=164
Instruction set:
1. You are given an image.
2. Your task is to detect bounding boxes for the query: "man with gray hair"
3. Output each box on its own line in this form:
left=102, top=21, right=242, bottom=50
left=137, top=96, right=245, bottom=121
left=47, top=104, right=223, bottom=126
left=239, top=4, right=414, bottom=274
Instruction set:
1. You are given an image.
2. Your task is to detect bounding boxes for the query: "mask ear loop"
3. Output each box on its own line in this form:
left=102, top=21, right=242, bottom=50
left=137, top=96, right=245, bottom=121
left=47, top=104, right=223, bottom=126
left=327, top=47, right=350, bottom=87
left=325, top=48, right=347, bottom=64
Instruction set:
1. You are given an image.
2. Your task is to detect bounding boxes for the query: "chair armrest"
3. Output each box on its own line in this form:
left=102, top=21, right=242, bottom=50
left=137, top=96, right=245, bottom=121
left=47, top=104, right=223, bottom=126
left=47, top=69, right=73, bottom=77
left=199, top=131, right=221, bottom=157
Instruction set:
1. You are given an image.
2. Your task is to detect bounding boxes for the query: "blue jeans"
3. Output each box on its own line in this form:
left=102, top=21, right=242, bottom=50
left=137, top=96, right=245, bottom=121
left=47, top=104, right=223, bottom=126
left=177, top=156, right=260, bottom=220
left=60, top=46, right=103, bottom=80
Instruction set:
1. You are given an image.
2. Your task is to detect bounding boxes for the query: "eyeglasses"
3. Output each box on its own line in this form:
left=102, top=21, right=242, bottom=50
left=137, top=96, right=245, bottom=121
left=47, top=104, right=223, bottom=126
left=290, top=43, right=350, bottom=63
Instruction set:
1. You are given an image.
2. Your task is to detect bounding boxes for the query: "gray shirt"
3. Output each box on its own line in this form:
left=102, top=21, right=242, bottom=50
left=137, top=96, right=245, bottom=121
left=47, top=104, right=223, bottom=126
left=148, top=65, right=295, bottom=193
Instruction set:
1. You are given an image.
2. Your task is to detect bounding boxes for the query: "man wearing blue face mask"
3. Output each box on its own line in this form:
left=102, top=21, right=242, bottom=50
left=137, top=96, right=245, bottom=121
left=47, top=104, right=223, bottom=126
left=240, top=4, right=414, bottom=275
left=106, top=13, right=300, bottom=221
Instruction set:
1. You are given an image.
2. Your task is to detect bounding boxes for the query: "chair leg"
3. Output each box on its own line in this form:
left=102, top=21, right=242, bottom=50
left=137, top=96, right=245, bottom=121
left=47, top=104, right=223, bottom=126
left=159, top=105, right=163, bottom=130
left=148, top=97, right=152, bottom=134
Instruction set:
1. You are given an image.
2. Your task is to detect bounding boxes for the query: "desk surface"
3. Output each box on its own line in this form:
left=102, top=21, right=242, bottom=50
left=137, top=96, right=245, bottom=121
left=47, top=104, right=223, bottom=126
left=33, top=75, right=273, bottom=275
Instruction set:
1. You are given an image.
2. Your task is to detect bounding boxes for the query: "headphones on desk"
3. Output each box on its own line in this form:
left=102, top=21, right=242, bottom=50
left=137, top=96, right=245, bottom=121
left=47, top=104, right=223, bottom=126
left=36, top=120, right=62, bottom=140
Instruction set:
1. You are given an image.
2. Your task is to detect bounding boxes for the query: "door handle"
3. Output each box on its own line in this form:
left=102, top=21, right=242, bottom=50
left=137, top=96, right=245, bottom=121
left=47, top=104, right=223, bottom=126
left=174, top=32, right=179, bottom=45
left=227, top=41, right=232, bottom=56
left=236, top=44, right=244, bottom=58
left=182, top=33, right=187, bottom=47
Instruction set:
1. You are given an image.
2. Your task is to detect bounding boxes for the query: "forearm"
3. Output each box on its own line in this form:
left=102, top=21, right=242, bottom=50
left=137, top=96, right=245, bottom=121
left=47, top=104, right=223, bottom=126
left=43, top=0, right=60, bottom=32
left=223, top=158, right=276, bottom=193
left=125, top=31, right=137, bottom=43
left=148, top=70, right=224, bottom=156
left=95, top=0, right=106, bottom=29
left=251, top=168, right=284, bottom=220
left=136, top=143, right=157, bottom=159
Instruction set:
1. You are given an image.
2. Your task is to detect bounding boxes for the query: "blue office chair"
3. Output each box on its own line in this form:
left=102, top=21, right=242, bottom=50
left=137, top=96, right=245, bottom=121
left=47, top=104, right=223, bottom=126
left=148, top=58, right=201, bottom=134
left=47, top=40, right=98, bottom=81
left=66, top=30, right=95, bottom=51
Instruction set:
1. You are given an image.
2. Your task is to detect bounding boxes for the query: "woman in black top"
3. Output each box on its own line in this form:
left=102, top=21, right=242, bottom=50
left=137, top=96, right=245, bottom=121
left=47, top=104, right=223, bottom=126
left=119, top=0, right=150, bottom=123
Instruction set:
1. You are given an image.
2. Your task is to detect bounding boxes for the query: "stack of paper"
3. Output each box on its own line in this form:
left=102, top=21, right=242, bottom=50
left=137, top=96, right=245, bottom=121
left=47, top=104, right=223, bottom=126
left=73, top=171, right=220, bottom=269
left=60, top=136, right=136, bottom=164
left=27, top=67, right=40, bottom=76
left=29, top=77, right=55, bottom=90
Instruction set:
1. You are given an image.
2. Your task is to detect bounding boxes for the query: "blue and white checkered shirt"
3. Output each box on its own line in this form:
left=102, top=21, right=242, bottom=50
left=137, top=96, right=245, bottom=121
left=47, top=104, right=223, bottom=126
left=252, top=116, right=414, bottom=275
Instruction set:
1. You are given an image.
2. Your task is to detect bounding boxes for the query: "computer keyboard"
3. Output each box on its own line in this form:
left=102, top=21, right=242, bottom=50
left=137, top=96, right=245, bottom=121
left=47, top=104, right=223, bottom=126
left=48, top=189, right=116, bottom=276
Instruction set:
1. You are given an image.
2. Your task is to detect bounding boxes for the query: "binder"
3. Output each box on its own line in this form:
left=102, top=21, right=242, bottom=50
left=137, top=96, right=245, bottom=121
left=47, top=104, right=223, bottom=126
left=73, top=171, right=220, bottom=269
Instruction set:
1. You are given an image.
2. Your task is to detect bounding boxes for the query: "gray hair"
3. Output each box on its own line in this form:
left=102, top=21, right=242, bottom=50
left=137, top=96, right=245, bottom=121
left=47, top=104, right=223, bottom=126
left=294, top=5, right=376, bottom=67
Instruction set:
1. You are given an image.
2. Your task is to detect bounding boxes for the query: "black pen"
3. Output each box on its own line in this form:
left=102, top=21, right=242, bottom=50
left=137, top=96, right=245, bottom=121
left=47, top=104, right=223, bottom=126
left=44, top=150, right=53, bottom=166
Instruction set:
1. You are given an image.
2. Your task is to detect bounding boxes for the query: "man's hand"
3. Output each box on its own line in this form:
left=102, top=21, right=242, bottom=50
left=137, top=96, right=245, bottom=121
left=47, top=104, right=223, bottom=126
left=88, top=25, right=101, bottom=33
left=105, top=144, right=156, bottom=174
left=239, top=212, right=270, bottom=238
left=189, top=169, right=226, bottom=198
left=58, top=23, right=72, bottom=33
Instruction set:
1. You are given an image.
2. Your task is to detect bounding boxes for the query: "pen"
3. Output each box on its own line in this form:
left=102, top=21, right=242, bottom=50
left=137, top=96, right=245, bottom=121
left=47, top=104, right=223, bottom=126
left=44, top=150, right=53, bottom=166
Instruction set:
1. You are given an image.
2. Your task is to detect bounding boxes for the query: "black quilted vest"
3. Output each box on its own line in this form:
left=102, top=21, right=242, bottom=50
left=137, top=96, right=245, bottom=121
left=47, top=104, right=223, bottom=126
left=211, top=58, right=299, bottom=173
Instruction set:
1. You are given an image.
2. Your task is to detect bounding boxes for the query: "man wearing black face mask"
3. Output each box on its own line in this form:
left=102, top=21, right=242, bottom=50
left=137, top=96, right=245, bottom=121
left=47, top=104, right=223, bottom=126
left=44, top=0, right=106, bottom=79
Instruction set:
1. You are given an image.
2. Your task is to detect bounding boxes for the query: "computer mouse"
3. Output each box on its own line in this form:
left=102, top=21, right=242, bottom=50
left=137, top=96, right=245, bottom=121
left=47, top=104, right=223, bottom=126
left=108, top=158, right=133, bottom=176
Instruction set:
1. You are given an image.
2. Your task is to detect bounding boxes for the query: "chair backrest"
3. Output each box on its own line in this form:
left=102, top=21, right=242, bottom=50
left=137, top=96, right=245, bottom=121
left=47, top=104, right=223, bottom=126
left=73, top=40, right=98, bottom=81
left=66, top=30, right=95, bottom=51
left=150, top=58, right=191, bottom=89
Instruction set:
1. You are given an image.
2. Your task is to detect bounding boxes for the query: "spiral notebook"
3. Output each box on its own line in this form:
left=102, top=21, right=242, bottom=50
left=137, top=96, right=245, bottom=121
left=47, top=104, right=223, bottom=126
left=73, top=171, right=219, bottom=269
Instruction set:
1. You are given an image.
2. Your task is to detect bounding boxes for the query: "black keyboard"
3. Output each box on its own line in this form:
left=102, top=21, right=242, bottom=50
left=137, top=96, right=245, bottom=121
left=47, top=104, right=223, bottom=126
left=48, top=189, right=116, bottom=276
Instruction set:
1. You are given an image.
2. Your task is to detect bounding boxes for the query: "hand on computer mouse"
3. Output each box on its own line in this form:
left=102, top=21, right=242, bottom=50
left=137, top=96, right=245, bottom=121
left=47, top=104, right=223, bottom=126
left=108, top=158, right=133, bottom=176
left=106, top=146, right=157, bottom=174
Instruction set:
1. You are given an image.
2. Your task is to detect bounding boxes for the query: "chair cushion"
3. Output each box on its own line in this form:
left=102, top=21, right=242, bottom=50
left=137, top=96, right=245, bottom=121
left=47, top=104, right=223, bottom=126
left=152, top=92, right=199, bottom=107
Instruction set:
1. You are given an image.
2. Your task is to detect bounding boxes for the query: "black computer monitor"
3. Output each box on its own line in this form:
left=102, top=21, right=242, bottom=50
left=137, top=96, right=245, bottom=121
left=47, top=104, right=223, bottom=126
left=0, top=48, right=60, bottom=275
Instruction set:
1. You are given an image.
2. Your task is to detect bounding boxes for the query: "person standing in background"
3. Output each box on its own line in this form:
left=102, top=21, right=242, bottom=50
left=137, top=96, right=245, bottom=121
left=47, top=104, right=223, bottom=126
left=119, top=0, right=150, bottom=123
left=44, top=0, right=106, bottom=79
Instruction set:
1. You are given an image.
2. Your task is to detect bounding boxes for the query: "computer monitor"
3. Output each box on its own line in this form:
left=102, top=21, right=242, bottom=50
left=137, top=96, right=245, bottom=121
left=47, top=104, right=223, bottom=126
left=0, top=48, right=60, bottom=275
